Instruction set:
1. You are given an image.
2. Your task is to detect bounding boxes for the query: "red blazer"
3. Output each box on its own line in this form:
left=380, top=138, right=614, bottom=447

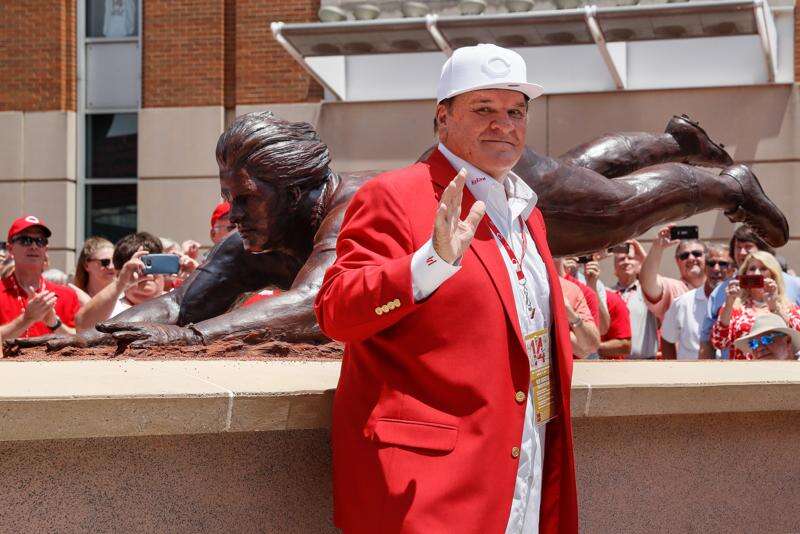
left=315, top=149, right=578, bottom=534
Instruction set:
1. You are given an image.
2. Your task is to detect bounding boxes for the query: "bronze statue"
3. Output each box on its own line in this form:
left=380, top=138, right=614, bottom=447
left=11, top=111, right=788, bottom=350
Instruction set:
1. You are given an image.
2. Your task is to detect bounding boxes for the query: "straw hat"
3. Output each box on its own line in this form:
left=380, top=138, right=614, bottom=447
left=733, top=313, right=800, bottom=354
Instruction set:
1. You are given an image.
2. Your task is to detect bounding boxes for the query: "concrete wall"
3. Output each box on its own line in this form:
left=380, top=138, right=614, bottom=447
left=0, top=111, right=77, bottom=271
left=1, top=360, right=798, bottom=533
left=1, top=413, right=797, bottom=533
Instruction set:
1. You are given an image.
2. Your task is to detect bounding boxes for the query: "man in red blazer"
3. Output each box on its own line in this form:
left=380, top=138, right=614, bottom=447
left=329, top=43, right=580, bottom=533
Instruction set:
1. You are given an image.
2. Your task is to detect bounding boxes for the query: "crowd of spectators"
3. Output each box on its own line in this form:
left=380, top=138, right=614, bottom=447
left=0, top=204, right=797, bottom=361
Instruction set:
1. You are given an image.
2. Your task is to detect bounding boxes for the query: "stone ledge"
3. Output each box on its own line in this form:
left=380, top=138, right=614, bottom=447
left=0, top=360, right=797, bottom=442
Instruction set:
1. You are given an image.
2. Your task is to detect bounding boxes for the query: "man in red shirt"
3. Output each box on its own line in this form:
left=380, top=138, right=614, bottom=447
left=0, top=216, right=79, bottom=340
left=210, top=201, right=235, bottom=245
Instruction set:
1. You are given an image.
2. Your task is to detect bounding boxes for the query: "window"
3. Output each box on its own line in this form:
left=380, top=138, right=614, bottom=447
left=86, top=113, right=137, bottom=179
left=84, top=113, right=138, bottom=240
left=86, top=0, right=138, bottom=38
left=85, top=184, right=137, bottom=243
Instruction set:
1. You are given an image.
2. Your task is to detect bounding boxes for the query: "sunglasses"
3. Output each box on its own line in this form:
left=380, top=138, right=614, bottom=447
left=677, top=250, right=704, bottom=260
left=747, top=332, right=786, bottom=351
left=706, top=260, right=731, bottom=268
left=89, top=258, right=113, bottom=268
left=11, top=235, right=48, bottom=247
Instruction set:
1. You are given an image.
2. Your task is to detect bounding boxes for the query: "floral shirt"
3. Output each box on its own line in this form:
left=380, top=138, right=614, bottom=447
left=710, top=303, right=800, bottom=359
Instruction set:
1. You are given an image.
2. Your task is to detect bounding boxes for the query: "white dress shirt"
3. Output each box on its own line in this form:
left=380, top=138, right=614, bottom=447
left=410, top=144, right=552, bottom=534
left=661, top=286, right=715, bottom=359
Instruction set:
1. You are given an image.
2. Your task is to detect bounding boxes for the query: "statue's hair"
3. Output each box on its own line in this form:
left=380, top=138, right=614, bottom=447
left=216, top=111, right=331, bottom=190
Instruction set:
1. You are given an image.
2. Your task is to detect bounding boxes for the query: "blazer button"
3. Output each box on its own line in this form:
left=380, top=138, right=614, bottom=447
left=375, top=307, right=383, bottom=316
left=392, top=298, right=401, bottom=307
left=511, top=446, right=520, bottom=459
left=515, top=391, right=526, bottom=404
left=381, top=304, right=391, bottom=313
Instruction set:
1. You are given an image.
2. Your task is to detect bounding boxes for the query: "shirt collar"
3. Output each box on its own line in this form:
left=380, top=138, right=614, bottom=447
left=437, top=143, right=538, bottom=224
left=615, top=280, right=639, bottom=293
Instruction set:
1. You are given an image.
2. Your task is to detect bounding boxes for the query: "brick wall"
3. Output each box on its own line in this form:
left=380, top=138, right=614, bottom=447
left=0, top=0, right=76, bottom=111
left=142, top=0, right=225, bottom=107
left=234, top=0, right=323, bottom=105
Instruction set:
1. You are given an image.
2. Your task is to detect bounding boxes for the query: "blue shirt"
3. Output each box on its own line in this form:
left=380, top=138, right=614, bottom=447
left=700, top=273, right=800, bottom=354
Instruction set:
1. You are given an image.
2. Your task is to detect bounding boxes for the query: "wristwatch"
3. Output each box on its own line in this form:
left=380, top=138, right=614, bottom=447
left=568, top=316, right=582, bottom=329
left=46, top=316, right=62, bottom=331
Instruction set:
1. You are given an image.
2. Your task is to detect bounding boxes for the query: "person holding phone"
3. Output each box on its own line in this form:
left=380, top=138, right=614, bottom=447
left=75, top=233, right=169, bottom=332
left=710, top=251, right=800, bottom=359
left=635, top=224, right=706, bottom=322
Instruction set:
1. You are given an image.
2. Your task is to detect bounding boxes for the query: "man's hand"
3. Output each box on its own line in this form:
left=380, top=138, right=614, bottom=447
left=96, top=321, right=202, bottom=348
left=654, top=225, right=680, bottom=251
left=584, top=258, right=601, bottom=289
left=181, top=240, right=201, bottom=260
left=116, top=249, right=150, bottom=293
left=433, top=168, right=486, bottom=265
left=629, top=239, right=647, bottom=264
left=178, top=254, right=199, bottom=279
left=22, top=286, right=57, bottom=324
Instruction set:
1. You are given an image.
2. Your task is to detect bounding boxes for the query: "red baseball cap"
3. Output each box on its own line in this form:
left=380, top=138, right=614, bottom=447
left=7, top=215, right=52, bottom=242
left=210, top=201, right=231, bottom=229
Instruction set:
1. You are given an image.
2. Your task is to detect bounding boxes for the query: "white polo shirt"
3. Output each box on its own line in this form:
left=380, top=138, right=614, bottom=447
left=661, top=286, right=713, bottom=360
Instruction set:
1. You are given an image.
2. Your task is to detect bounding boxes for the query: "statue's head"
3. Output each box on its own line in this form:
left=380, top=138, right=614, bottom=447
left=215, top=112, right=331, bottom=253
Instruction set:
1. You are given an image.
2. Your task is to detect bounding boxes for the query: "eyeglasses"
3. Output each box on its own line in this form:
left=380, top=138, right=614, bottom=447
left=706, top=260, right=731, bottom=268
left=747, top=332, right=786, bottom=351
left=677, top=250, right=704, bottom=260
left=89, top=258, right=112, bottom=268
left=11, top=235, right=48, bottom=247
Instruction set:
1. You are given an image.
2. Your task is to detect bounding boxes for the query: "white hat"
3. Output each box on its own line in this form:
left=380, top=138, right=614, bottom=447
left=436, top=44, right=544, bottom=104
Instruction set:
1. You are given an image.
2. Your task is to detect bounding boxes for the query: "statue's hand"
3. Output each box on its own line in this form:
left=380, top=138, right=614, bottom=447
left=97, top=321, right=202, bottom=348
left=3, top=329, right=114, bottom=353
left=5, top=334, right=62, bottom=350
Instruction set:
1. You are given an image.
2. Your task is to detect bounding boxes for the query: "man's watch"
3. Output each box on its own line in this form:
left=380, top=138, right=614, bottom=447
left=568, top=316, right=582, bottom=329
left=46, top=316, right=62, bottom=331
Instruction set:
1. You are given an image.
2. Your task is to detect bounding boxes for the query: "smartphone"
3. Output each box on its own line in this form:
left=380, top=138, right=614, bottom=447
left=608, top=244, right=630, bottom=255
left=576, top=255, right=592, bottom=264
left=738, top=274, right=764, bottom=289
left=670, top=225, right=699, bottom=240
left=141, top=254, right=180, bottom=275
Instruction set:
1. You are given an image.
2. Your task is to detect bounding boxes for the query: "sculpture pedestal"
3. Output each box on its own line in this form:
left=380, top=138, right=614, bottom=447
left=0, top=360, right=798, bottom=532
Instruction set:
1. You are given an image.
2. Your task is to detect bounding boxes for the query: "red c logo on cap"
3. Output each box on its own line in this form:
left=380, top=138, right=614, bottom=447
left=24, top=216, right=39, bottom=224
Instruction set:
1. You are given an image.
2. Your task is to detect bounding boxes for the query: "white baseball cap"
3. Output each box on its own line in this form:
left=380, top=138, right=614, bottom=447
left=436, top=44, right=544, bottom=104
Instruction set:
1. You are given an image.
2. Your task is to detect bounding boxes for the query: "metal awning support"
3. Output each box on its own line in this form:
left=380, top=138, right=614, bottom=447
left=271, top=21, right=345, bottom=101
left=584, top=5, right=626, bottom=90
left=753, top=0, right=778, bottom=82
left=425, top=14, right=453, bottom=56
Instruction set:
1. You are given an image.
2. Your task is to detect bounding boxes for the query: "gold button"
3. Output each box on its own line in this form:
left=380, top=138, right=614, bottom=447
left=388, top=300, right=397, bottom=310
left=392, top=299, right=401, bottom=308
left=375, top=307, right=383, bottom=316
left=515, top=391, right=525, bottom=403
left=381, top=304, right=391, bottom=313
left=511, top=446, right=520, bottom=458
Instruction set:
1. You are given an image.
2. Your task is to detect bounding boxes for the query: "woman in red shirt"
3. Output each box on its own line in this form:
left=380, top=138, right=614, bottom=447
left=711, top=251, right=800, bottom=359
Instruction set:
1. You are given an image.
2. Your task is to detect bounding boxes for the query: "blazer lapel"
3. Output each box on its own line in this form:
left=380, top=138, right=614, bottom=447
left=427, top=149, right=526, bottom=353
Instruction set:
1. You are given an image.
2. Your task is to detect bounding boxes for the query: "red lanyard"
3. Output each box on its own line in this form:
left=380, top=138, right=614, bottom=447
left=485, top=217, right=537, bottom=320
left=485, top=217, right=527, bottom=282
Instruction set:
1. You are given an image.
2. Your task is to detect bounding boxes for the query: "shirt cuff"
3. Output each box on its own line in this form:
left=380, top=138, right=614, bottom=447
left=410, top=238, right=461, bottom=302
